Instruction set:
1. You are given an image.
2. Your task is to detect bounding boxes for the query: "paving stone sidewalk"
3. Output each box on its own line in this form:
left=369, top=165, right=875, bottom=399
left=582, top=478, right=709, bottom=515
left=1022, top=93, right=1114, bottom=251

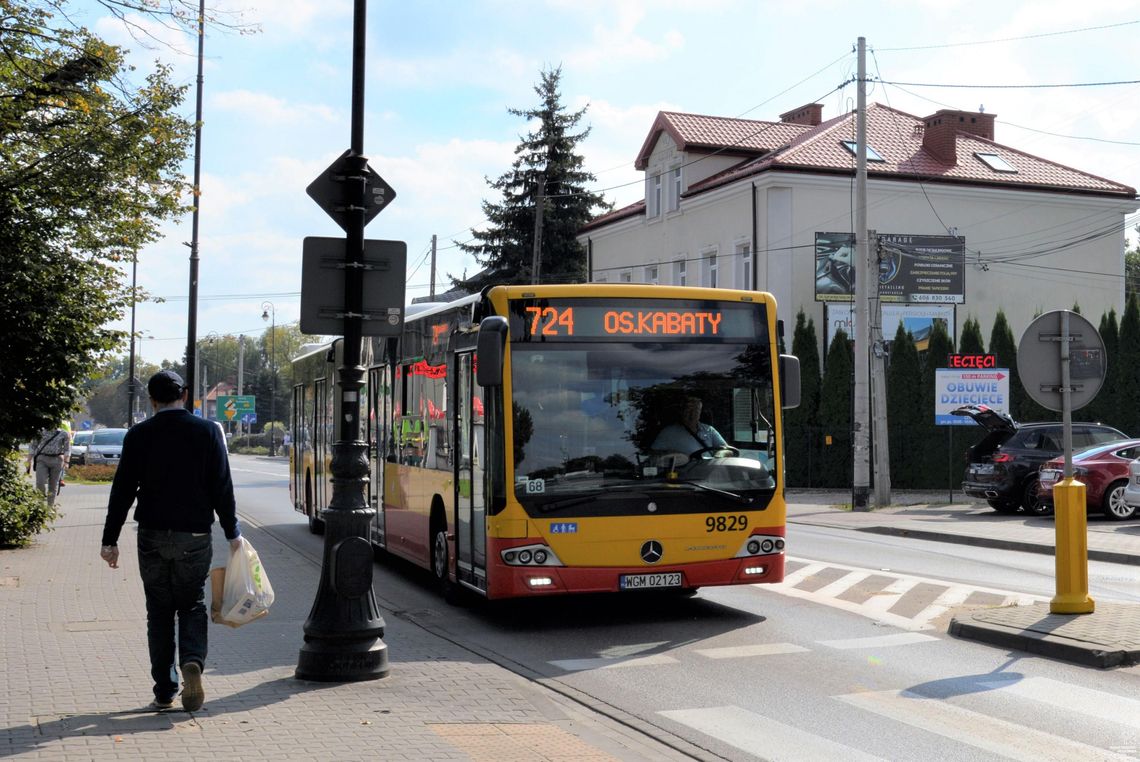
left=0, top=485, right=696, bottom=761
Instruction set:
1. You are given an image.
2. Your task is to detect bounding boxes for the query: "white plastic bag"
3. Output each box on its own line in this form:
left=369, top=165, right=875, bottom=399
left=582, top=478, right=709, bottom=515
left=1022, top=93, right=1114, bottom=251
left=219, top=537, right=274, bottom=626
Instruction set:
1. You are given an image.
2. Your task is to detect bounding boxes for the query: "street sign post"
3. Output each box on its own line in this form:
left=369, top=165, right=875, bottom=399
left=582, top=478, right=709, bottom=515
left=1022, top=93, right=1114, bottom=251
left=1018, top=310, right=1106, bottom=615
left=216, top=395, right=256, bottom=422
left=300, top=237, right=406, bottom=336
left=306, top=150, right=395, bottom=233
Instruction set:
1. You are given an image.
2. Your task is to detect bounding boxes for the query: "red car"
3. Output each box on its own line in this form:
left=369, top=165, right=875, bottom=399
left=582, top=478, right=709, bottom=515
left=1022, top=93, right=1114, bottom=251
left=1037, top=438, right=1140, bottom=519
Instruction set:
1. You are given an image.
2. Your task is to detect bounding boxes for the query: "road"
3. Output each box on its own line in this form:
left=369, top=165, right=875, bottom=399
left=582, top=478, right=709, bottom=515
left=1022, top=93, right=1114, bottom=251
left=226, top=454, right=1140, bottom=761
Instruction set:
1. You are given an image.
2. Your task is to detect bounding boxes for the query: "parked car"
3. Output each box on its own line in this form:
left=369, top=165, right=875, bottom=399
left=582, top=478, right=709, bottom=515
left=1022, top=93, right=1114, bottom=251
left=1037, top=439, right=1140, bottom=520
left=69, top=430, right=93, bottom=465
left=952, top=404, right=1126, bottom=516
left=1122, top=458, right=1140, bottom=517
left=85, top=428, right=128, bottom=467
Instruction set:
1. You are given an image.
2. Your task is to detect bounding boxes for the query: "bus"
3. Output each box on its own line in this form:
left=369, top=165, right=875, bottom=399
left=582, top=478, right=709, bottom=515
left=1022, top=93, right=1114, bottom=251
left=290, top=284, right=800, bottom=600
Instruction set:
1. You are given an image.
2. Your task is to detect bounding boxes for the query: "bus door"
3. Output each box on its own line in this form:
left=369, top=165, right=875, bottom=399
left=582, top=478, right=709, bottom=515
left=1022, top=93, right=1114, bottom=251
left=314, top=377, right=328, bottom=511
left=368, top=365, right=389, bottom=546
left=454, top=349, right=487, bottom=591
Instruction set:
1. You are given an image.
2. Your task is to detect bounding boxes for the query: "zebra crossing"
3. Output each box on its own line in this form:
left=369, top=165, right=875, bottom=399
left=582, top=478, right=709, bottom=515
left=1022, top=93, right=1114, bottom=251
left=768, top=556, right=1044, bottom=631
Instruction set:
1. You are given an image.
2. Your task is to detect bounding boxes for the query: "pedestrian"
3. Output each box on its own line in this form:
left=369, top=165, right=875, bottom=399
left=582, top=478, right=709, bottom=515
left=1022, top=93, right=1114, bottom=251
left=27, top=422, right=71, bottom=506
left=99, top=370, right=242, bottom=713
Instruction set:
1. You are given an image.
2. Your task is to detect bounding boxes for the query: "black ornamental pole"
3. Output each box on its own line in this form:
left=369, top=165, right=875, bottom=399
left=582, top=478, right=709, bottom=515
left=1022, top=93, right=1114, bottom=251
left=296, top=0, right=389, bottom=681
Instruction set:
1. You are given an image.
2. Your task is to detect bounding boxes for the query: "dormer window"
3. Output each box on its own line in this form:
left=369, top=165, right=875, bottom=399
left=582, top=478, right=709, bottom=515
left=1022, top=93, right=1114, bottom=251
left=975, top=152, right=1017, bottom=173
left=646, top=172, right=662, bottom=218
left=841, top=140, right=885, bottom=162
left=668, top=166, right=682, bottom=212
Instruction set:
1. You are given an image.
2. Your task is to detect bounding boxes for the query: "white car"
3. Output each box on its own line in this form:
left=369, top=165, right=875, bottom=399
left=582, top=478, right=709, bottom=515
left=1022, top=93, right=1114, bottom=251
left=70, top=430, right=93, bottom=465
left=1122, top=457, right=1140, bottom=515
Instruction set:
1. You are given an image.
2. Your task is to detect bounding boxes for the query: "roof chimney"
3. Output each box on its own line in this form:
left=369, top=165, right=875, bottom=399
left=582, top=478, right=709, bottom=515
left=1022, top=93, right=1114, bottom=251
left=922, top=109, right=996, bottom=164
left=779, top=103, right=823, bottom=126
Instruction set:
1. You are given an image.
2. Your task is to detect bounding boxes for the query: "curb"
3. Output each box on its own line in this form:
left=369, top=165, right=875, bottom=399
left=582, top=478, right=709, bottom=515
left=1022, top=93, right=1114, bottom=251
left=949, top=614, right=1139, bottom=669
left=850, top=525, right=1140, bottom=566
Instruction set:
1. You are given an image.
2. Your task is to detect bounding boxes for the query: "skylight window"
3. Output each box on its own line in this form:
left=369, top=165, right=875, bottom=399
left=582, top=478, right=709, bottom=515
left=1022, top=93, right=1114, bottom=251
left=976, top=152, right=1017, bottom=173
left=841, top=140, right=885, bottom=162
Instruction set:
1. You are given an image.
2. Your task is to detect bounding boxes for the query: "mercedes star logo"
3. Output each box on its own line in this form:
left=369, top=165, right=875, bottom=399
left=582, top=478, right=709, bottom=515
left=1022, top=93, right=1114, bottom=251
left=640, top=540, right=663, bottom=564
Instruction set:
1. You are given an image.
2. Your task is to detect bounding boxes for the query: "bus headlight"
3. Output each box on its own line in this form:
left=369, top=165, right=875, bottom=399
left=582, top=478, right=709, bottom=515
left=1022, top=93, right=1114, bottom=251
left=735, top=534, right=785, bottom=558
left=500, top=544, right=563, bottom=567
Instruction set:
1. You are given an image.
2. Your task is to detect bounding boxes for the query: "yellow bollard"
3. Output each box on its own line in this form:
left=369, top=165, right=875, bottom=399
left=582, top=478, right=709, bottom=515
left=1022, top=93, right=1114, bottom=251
left=1050, top=477, right=1095, bottom=614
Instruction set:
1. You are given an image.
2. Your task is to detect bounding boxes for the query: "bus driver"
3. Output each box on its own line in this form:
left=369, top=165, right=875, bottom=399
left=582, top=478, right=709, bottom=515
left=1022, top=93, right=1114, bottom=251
left=651, top=396, right=727, bottom=455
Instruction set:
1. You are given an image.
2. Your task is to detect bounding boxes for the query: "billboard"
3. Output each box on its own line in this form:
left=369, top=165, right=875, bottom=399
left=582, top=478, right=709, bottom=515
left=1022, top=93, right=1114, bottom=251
left=815, top=232, right=965, bottom=304
left=935, top=368, right=1010, bottom=425
left=826, top=303, right=955, bottom=351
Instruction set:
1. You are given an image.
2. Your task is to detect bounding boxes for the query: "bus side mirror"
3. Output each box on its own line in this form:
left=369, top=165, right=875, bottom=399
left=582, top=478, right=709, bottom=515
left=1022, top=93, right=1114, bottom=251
left=476, top=316, right=509, bottom=387
left=779, top=354, right=800, bottom=409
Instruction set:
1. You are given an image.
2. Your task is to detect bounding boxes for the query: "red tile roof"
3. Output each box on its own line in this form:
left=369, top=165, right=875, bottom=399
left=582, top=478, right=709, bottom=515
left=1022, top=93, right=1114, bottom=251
left=634, top=111, right=811, bottom=170
left=686, top=103, right=1135, bottom=196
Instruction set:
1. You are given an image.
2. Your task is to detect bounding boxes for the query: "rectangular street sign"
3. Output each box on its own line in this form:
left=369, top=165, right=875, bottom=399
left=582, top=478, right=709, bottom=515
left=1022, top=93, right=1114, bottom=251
left=300, top=237, right=407, bottom=336
left=935, top=368, right=1010, bottom=425
left=217, top=395, right=256, bottom=421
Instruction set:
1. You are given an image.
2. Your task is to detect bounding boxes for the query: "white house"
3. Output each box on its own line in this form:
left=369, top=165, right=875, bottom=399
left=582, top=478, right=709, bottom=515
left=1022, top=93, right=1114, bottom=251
left=578, top=103, right=1138, bottom=356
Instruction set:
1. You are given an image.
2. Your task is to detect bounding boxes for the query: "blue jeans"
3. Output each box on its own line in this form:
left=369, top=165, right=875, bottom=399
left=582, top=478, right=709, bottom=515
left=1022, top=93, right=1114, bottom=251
left=137, top=530, right=212, bottom=701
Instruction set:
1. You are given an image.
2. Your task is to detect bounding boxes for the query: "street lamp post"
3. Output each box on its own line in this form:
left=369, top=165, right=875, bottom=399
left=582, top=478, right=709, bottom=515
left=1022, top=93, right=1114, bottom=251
left=261, top=302, right=276, bottom=457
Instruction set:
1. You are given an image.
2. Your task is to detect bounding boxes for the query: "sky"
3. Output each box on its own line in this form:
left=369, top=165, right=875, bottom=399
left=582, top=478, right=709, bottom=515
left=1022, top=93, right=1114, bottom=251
left=74, top=0, right=1140, bottom=366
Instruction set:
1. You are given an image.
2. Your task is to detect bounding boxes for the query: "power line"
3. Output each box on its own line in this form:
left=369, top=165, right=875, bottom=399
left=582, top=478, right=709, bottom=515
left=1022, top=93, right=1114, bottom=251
left=876, top=77, right=1140, bottom=90
left=876, top=18, right=1140, bottom=52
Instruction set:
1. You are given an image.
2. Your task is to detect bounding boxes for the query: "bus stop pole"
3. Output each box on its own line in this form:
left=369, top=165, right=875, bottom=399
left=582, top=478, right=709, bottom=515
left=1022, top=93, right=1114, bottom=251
left=296, top=0, right=390, bottom=681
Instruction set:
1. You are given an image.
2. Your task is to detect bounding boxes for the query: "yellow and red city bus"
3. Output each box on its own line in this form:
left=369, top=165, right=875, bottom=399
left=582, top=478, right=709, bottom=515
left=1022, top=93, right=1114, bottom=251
left=290, top=284, right=800, bottom=600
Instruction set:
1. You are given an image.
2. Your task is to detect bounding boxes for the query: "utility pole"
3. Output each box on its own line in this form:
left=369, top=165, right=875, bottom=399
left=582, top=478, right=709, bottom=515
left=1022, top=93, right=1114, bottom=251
left=237, top=338, right=244, bottom=435
left=870, top=232, right=892, bottom=505
left=183, top=0, right=205, bottom=416
left=852, top=36, right=871, bottom=511
left=429, top=233, right=437, bottom=299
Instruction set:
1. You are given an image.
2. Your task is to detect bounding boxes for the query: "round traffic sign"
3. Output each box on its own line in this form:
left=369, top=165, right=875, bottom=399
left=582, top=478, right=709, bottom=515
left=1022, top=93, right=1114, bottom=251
left=1017, top=310, right=1105, bottom=412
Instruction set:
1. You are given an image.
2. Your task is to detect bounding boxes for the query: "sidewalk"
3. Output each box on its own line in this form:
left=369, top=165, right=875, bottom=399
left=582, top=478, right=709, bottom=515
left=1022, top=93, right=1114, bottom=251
left=0, top=485, right=700, bottom=761
left=786, top=489, right=1140, bottom=668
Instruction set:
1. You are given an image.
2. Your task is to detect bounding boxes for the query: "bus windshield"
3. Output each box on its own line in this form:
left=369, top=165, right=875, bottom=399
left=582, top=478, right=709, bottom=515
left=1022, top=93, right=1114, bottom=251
left=510, top=341, right=777, bottom=515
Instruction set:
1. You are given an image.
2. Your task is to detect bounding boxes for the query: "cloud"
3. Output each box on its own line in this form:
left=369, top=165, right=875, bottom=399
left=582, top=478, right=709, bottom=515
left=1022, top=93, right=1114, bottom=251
left=212, top=90, right=340, bottom=126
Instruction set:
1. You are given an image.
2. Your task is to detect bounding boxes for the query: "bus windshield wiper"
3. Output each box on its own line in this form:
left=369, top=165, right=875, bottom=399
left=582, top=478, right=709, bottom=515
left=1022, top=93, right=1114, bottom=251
left=535, top=484, right=645, bottom=513
left=667, top=480, right=755, bottom=504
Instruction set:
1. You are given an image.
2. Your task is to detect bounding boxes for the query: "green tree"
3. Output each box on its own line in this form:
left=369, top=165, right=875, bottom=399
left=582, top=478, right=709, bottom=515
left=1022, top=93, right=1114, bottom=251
left=784, top=311, right=821, bottom=486
left=988, top=310, right=1020, bottom=419
left=958, top=316, right=985, bottom=355
left=921, top=319, right=955, bottom=486
left=817, top=330, right=853, bottom=488
left=0, top=3, right=191, bottom=451
left=1091, top=309, right=1120, bottom=427
left=887, top=325, right=923, bottom=487
left=1127, top=240, right=1140, bottom=303
left=1115, top=296, right=1140, bottom=437
left=453, top=67, right=609, bottom=291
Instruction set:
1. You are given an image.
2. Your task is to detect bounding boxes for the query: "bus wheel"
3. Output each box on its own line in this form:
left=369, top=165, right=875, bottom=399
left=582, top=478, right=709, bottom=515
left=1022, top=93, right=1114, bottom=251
left=308, top=512, right=325, bottom=535
left=431, top=525, right=458, bottom=604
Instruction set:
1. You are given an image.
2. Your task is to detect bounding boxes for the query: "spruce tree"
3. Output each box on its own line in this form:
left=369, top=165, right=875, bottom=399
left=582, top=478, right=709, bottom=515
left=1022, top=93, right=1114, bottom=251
left=453, top=67, right=609, bottom=291
left=784, top=311, right=821, bottom=486
left=1115, top=296, right=1140, bottom=437
left=921, top=320, right=956, bottom=487
left=988, top=310, right=1019, bottom=419
left=886, top=325, right=923, bottom=487
left=817, top=330, right=853, bottom=487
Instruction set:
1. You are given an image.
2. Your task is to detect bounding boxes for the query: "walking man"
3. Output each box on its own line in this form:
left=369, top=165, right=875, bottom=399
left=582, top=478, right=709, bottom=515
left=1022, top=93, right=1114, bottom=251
left=100, top=370, right=242, bottom=712
left=27, top=423, right=70, bottom=506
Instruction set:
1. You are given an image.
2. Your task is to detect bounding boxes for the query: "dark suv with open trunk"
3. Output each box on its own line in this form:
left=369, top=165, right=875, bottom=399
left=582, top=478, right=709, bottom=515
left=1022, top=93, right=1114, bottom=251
left=953, top=405, right=1126, bottom=515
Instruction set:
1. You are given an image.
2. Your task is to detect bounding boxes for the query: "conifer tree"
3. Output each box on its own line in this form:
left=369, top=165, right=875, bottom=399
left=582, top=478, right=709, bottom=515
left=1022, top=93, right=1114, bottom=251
left=921, top=320, right=956, bottom=487
left=817, top=330, right=853, bottom=487
left=1092, top=309, right=1120, bottom=427
left=453, top=67, right=609, bottom=291
left=1115, top=296, right=1140, bottom=437
left=784, top=311, right=821, bottom=486
left=988, top=310, right=1019, bottom=419
left=886, top=325, right=923, bottom=487
left=959, top=316, right=985, bottom=354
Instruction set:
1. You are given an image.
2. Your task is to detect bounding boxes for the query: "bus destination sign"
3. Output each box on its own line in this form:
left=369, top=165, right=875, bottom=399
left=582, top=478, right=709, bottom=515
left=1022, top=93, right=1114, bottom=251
left=508, top=299, right=763, bottom=342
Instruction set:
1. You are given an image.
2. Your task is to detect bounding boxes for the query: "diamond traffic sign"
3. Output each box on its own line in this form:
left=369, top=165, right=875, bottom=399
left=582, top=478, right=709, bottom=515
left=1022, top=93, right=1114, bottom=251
left=306, top=149, right=395, bottom=232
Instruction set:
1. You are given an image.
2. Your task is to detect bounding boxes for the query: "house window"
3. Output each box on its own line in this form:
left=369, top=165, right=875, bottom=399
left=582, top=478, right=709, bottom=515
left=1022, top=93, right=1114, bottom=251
left=975, top=152, right=1017, bottom=173
left=645, top=265, right=659, bottom=285
left=675, top=259, right=687, bottom=286
left=841, top=140, right=885, bottom=162
left=737, top=242, right=752, bottom=290
left=619, top=270, right=632, bottom=283
left=646, top=173, right=662, bottom=218
left=668, top=166, right=682, bottom=212
left=705, top=252, right=718, bottom=288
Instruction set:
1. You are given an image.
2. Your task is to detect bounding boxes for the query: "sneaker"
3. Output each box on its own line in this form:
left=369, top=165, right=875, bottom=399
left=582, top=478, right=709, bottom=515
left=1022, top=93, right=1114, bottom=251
left=148, top=697, right=174, bottom=711
left=180, top=662, right=205, bottom=712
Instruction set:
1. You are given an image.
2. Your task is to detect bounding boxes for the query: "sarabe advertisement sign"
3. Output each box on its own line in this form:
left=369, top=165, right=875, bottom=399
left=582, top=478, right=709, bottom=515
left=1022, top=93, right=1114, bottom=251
left=815, top=232, right=965, bottom=304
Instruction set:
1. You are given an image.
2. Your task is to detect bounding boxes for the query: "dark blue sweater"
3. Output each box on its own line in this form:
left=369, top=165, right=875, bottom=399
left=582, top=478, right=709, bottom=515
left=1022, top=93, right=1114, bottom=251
left=102, top=408, right=240, bottom=546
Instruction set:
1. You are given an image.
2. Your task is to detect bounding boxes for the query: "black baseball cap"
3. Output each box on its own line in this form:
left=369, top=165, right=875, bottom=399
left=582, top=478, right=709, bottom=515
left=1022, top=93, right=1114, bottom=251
left=147, top=370, right=186, bottom=403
